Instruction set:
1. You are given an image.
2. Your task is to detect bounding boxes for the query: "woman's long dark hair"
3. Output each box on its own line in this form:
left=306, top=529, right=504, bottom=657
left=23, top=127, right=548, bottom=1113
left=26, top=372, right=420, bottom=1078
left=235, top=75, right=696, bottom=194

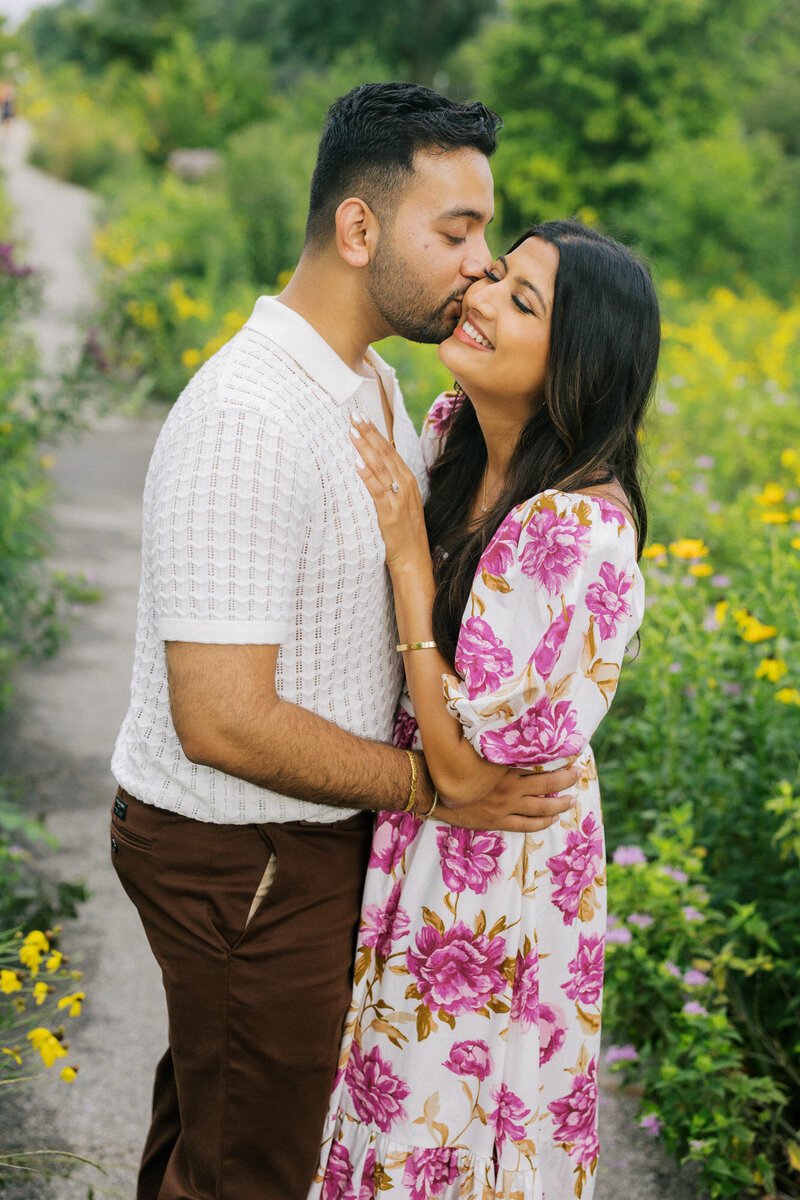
left=426, top=219, right=660, bottom=665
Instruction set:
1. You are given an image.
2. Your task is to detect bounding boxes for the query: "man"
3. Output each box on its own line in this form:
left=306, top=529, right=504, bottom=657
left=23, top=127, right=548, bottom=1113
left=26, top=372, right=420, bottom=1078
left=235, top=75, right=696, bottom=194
left=111, top=82, right=577, bottom=1200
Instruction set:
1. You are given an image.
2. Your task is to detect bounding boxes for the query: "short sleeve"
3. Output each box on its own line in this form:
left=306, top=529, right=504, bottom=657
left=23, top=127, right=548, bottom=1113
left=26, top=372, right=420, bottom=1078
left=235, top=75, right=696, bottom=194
left=444, top=490, right=645, bottom=769
left=149, top=403, right=312, bottom=645
left=420, top=391, right=462, bottom=471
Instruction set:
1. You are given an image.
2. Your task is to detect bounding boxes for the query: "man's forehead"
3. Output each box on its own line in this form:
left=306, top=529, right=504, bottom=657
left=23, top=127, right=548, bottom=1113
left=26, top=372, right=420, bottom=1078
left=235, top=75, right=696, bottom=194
left=405, top=147, right=494, bottom=221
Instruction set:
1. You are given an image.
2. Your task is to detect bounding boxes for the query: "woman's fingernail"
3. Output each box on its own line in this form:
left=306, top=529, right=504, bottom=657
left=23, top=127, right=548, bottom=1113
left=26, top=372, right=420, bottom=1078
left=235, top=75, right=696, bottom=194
left=350, top=425, right=361, bottom=439
left=351, top=410, right=368, bottom=424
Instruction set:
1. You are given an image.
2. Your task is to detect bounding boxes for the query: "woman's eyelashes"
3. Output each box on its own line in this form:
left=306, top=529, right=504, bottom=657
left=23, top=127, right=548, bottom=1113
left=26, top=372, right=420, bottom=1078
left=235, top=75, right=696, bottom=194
left=483, top=267, right=535, bottom=316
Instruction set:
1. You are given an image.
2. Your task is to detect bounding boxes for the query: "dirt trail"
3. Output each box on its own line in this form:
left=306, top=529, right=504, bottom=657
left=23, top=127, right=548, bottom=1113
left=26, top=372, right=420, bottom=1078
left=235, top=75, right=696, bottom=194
left=0, top=118, right=701, bottom=1199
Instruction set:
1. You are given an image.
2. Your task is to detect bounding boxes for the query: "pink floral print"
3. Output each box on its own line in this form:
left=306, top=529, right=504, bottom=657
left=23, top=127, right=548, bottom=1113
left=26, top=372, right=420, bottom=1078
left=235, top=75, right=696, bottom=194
left=519, top=505, right=591, bottom=594
left=548, top=1058, right=600, bottom=1166
left=344, top=1044, right=411, bottom=1132
left=435, top=826, right=505, bottom=895
left=489, top=1083, right=531, bottom=1150
left=547, top=813, right=604, bottom=926
left=455, top=616, right=515, bottom=697
left=562, top=934, right=605, bottom=1005
left=443, top=1039, right=494, bottom=1080
left=402, top=1148, right=460, bottom=1200
left=406, top=921, right=507, bottom=1016
left=322, top=1142, right=355, bottom=1200
left=423, top=391, right=461, bottom=437
left=360, top=881, right=411, bottom=960
left=482, top=514, right=523, bottom=579
left=585, top=561, right=634, bottom=639
left=539, top=1002, right=568, bottom=1066
left=392, top=707, right=418, bottom=750
left=509, top=947, right=540, bottom=1029
left=480, top=695, right=583, bottom=766
left=310, top=471, right=646, bottom=1200
left=357, top=1151, right=376, bottom=1200
left=531, top=604, right=574, bottom=679
left=368, top=810, right=421, bottom=875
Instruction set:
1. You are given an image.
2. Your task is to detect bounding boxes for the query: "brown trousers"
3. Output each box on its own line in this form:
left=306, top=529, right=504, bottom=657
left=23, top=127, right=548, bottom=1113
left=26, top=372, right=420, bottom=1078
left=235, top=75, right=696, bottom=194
left=110, top=788, right=373, bottom=1200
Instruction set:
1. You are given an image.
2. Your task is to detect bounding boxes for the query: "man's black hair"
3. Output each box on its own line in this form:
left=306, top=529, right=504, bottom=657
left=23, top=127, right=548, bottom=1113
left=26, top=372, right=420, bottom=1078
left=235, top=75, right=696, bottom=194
left=305, top=81, right=501, bottom=246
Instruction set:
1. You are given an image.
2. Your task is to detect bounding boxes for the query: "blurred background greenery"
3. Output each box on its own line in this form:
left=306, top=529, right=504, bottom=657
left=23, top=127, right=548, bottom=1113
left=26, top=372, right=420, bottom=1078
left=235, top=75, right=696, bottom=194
left=0, top=2, right=798, bottom=1196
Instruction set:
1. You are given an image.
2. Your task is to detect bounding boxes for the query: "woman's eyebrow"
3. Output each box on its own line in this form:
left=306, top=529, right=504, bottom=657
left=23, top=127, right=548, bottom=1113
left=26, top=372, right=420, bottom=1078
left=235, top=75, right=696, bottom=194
left=498, top=257, right=548, bottom=313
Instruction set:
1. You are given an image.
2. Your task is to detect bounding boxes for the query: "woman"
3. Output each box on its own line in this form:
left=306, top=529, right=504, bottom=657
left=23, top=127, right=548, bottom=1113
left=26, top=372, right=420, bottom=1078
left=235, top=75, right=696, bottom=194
left=310, top=220, right=660, bottom=1200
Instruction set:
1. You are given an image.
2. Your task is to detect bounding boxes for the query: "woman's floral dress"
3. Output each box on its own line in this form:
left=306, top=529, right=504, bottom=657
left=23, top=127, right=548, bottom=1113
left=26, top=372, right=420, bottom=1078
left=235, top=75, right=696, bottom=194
left=309, top=396, right=645, bottom=1200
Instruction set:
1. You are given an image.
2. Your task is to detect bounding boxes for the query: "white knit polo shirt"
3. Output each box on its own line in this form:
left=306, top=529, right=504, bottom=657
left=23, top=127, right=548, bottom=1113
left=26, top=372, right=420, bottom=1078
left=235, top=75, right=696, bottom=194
left=112, top=296, right=427, bottom=824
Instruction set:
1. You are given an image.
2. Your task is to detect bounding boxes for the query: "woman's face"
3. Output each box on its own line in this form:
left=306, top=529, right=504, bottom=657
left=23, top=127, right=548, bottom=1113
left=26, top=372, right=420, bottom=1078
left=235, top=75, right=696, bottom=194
left=438, top=236, right=559, bottom=422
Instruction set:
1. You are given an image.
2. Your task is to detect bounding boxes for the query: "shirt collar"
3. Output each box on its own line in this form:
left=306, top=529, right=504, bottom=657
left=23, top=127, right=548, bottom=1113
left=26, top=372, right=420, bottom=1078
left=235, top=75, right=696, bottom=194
left=245, top=295, right=397, bottom=406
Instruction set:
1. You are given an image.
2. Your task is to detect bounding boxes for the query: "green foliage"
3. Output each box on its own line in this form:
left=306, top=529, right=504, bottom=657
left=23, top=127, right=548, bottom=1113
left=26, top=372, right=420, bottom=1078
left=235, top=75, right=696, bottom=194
left=475, top=0, right=767, bottom=218
left=138, top=32, right=274, bottom=160
left=0, top=196, right=97, bottom=708
left=620, top=121, right=800, bottom=298
left=588, top=286, right=800, bottom=1196
left=225, top=117, right=318, bottom=284
left=25, top=64, right=147, bottom=190
left=0, top=790, right=88, bottom=933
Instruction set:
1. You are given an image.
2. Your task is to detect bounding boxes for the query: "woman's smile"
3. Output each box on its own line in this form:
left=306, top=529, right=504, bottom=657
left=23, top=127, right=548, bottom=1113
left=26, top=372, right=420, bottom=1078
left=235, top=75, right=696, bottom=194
left=453, top=317, right=494, bottom=350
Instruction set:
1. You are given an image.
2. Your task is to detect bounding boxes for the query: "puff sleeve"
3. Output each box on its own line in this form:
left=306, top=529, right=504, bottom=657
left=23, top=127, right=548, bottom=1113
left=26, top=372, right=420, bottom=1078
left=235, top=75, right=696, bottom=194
left=444, top=490, right=645, bottom=769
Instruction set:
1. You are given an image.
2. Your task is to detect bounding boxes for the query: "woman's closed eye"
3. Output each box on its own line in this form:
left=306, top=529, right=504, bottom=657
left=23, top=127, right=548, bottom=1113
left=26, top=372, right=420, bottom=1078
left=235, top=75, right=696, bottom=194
left=483, top=266, right=536, bottom=316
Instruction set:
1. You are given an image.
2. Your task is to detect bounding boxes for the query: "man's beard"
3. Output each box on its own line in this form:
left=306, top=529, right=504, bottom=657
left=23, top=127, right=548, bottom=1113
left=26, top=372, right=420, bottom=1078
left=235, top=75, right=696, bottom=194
left=367, top=240, right=465, bottom=344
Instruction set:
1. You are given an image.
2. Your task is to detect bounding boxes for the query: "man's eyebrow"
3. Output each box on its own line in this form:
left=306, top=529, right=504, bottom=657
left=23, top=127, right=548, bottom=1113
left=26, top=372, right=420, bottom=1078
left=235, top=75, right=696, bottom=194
left=497, top=255, right=549, bottom=314
left=439, top=207, right=494, bottom=224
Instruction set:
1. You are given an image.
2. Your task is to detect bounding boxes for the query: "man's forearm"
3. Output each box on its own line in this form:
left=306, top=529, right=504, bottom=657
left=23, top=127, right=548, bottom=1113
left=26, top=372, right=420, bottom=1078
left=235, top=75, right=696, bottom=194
left=182, top=691, right=433, bottom=814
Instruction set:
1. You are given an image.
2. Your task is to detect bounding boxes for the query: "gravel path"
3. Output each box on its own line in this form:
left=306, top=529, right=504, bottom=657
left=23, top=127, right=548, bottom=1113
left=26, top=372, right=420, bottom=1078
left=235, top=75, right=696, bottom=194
left=0, top=118, right=702, bottom=1200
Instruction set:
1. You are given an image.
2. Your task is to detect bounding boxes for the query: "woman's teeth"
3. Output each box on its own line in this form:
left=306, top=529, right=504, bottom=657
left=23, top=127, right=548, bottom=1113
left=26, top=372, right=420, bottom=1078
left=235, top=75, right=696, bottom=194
left=462, top=320, right=493, bottom=349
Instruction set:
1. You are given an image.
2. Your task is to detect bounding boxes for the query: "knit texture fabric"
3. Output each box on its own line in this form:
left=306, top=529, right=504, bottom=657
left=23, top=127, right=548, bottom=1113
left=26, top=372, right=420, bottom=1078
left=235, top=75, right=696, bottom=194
left=112, top=299, right=427, bottom=823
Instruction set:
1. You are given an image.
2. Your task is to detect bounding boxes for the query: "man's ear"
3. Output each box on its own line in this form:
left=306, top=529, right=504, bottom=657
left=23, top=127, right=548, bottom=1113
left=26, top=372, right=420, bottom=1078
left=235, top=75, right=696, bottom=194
left=335, top=197, right=380, bottom=268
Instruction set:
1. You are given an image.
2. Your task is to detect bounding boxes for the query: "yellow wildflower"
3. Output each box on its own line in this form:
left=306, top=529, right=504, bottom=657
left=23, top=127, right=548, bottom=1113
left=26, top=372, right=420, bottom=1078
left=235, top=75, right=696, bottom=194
left=33, top=981, right=51, bottom=1006
left=0, top=969, right=22, bottom=994
left=689, top=564, right=714, bottom=577
left=24, top=931, right=50, bottom=950
left=670, top=539, right=709, bottom=560
left=667, top=469, right=682, bottom=482
left=755, top=483, right=785, bottom=506
left=791, top=507, right=800, bottom=521
left=27, top=1028, right=68, bottom=1068
left=714, top=601, right=729, bottom=626
left=780, top=449, right=798, bottom=468
left=57, top=992, right=85, bottom=1018
left=12, top=997, right=26, bottom=1014
left=643, top=543, right=667, bottom=559
left=760, top=511, right=789, bottom=524
left=739, top=618, right=778, bottom=644
left=756, top=658, right=788, bottom=683
left=2, top=1046, right=22, bottom=1065
left=46, top=950, right=64, bottom=972
left=182, top=348, right=202, bottom=369
left=775, top=688, right=800, bottom=706
left=792, top=538, right=800, bottom=551
left=60, top=1065, right=78, bottom=1082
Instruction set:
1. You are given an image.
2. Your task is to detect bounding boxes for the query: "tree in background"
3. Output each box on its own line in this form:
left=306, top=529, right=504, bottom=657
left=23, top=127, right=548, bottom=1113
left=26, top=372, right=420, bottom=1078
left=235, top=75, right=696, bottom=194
left=460, top=0, right=798, bottom=295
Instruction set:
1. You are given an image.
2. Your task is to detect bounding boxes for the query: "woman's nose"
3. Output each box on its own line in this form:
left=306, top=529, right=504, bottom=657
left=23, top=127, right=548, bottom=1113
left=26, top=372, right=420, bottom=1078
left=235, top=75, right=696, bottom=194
left=464, top=276, right=494, bottom=319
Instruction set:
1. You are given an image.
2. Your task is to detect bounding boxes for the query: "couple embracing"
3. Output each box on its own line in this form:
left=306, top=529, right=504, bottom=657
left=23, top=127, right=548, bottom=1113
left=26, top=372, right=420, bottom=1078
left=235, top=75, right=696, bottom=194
left=111, top=81, right=659, bottom=1200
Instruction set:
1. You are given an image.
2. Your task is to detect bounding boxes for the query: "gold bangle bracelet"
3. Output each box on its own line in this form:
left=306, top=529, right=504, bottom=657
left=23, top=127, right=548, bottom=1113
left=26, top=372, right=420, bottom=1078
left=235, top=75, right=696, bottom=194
left=396, top=640, right=437, bottom=652
left=402, top=750, right=418, bottom=812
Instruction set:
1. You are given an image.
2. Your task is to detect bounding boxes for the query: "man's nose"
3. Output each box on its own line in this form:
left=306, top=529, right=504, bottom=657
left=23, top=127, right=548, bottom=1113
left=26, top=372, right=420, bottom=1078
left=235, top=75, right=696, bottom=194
left=461, top=235, right=492, bottom=282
